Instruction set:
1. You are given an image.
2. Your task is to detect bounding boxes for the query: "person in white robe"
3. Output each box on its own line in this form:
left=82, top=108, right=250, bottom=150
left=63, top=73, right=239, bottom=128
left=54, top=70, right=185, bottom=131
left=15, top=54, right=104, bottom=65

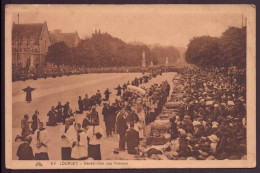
left=71, top=123, right=88, bottom=160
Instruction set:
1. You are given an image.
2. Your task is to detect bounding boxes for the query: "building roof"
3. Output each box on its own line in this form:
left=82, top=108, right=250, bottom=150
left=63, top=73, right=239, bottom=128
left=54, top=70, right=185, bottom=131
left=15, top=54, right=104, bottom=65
left=12, top=23, right=45, bottom=42
left=49, top=31, right=79, bottom=47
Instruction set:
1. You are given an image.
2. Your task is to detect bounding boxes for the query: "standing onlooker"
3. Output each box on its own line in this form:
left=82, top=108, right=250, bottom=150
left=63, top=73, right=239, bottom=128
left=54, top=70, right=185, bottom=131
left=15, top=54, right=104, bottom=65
left=31, top=110, right=39, bottom=134
left=116, top=109, right=128, bottom=151
left=102, top=102, right=113, bottom=137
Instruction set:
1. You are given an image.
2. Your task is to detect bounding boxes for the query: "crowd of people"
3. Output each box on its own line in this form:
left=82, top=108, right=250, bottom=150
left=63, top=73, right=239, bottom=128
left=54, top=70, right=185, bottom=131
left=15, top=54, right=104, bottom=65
left=14, top=65, right=247, bottom=160
left=12, top=65, right=180, bottom=82
left=144, top=66, right=246, bottom=160
left=15, top=70, right=171, bottom=160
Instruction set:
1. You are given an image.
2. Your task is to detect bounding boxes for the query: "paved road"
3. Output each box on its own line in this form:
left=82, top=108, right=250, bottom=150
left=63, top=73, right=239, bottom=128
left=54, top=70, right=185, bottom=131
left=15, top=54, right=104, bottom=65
left=12, top=72, right=176, bottom=160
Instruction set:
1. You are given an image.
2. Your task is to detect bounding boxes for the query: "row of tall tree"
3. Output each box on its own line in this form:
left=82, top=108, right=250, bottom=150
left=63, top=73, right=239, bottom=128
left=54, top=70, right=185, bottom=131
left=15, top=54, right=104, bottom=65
left=46, top=32, right=181, bottom=68
left=185, top=26, right=246, bottom=68
left=150, top=46, right=181, bottom=65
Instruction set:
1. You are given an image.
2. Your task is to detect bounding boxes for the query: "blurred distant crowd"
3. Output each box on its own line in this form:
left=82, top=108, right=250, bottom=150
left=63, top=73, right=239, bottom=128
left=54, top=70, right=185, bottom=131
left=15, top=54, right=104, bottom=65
left=12, top=65, right=180, bottom=82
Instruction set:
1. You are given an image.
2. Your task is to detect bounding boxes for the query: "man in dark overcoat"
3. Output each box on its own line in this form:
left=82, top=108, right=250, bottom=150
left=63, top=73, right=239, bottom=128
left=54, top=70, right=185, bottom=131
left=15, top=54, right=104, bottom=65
left=116, top=110, right=128, bottom=150
left=102, top=102, right=113, bottom=137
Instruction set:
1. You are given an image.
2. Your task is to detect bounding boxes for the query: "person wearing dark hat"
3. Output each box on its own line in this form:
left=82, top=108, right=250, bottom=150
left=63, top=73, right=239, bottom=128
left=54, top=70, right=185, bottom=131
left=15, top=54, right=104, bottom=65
left=31, top=110, right=39, bottom=134
left=16, top=136, right=34, bottom=160
left=33, top=122, right=49, bottom=160
left=126, top=122, right=139, bottom=154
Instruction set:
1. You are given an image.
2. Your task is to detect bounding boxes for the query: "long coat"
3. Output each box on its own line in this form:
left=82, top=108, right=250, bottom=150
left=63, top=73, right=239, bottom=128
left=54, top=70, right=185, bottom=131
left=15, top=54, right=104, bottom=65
left=102, top=105, right=111, bottom=123
left=31, top=113, right=38, bottom=132
left=116, top=114, right=128, bottom=135
left=23, top=87, right=35, bottom=102
left=78, top=99, right=84, bottom=111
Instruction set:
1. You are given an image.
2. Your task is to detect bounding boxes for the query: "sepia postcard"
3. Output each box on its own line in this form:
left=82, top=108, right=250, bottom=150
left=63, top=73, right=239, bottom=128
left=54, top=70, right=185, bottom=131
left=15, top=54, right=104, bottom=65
left=5, top=4, right=256, bottom=169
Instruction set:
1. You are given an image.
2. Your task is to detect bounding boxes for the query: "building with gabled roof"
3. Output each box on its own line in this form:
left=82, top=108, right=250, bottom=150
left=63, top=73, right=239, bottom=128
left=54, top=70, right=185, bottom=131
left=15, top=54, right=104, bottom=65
left=49, top=29, right=80, bottom=47
left=12, top=21, right=52, bottom=68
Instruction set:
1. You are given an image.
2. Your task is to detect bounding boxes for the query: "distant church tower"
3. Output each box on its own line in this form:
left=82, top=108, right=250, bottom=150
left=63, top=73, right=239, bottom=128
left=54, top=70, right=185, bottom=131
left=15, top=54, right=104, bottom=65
left=142, top=51, right=146, bottom=67
left=165, top=57, right=169, bottom=66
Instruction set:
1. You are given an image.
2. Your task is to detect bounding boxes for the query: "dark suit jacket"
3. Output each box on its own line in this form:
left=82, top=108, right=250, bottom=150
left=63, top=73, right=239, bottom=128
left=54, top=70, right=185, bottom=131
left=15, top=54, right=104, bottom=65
left=117, top=115, right=128, bottom=134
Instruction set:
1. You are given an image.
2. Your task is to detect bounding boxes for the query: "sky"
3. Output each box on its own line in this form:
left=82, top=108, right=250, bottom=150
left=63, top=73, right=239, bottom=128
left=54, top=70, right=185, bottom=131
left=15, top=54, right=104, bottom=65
left=9, top=5, right=250, bottom=48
